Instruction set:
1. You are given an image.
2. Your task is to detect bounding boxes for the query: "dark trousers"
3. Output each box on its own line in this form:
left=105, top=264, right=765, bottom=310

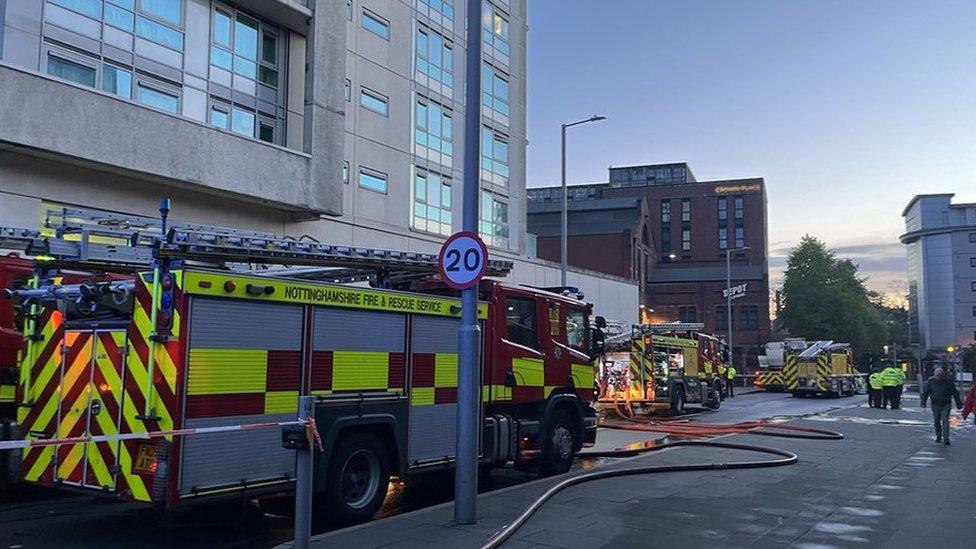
left=882, top=386, right=897, bottom=409
left=894, top=385, right=903, bottom=409
left=868, top=388, right=881, bottom=408
left=931, top=402, right=951, bottom=441
left=727, top=381, right=734, bottom=398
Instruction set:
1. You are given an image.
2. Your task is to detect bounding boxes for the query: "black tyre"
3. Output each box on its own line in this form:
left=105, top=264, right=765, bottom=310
left=540, top=409, right=576, bottom=476
left=320, top=432, right=390, bottom=526
left=708, top=385, right=722, bottom=410
left=670, top=387, right=686, bottom=414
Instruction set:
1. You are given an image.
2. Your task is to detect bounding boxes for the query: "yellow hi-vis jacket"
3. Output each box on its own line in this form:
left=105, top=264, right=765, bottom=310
left=868, top=372, right=884, bottom=390
left=726, top=366, right=737, bottom=380
left=881, top=367, right=905, bottom=387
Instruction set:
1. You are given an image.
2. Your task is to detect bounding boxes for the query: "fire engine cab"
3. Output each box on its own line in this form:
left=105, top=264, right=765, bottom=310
left=1, top=205, right=605, bottom=525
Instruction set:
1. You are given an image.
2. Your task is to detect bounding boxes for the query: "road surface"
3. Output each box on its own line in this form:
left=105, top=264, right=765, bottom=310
left=0, top=391, right=863, bottom=548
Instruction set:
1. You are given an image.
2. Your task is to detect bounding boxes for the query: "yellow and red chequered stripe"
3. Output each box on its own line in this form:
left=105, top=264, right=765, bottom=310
left=185, top=348, right=302, bottom=417
left=311, top=351, right=406, bottom=398
left=409, top=353, right=457, bottom=405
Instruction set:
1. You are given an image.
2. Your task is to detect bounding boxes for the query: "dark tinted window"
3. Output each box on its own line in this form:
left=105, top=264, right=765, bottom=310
left=506, top=297, right=538, bottom=349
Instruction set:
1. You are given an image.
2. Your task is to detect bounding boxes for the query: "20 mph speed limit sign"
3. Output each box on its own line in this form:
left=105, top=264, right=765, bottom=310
left=438, top=231, right=489, bottom=290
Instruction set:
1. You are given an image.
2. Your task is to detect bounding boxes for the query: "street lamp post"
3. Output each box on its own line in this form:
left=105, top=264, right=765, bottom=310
left=560, top=115, right=606, bottom=286
left=725, top=246, right=750, bottom=371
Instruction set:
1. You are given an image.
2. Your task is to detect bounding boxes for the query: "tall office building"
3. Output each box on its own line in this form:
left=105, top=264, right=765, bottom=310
left=0, top=0, right=638, bottom=322
left=901, top=194, right=976, bottom=351
left=0, top=0, right=525, bottom=255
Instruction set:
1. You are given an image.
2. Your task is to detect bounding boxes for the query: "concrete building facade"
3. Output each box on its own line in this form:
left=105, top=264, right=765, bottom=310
left=527, top=163, right=771, bottom=369
left=901, top=194, right=976, bottom=351
left=0, top=0, right=638, bottom=322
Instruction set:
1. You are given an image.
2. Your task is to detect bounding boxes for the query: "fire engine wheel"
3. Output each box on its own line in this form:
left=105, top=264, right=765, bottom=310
left=708, top=385, right=722, bottom=410
left=670, top=388, right=686, bottom=414
left=322, top=432, right=390, bottom=526
left=540, top=409, right=576, bottom=476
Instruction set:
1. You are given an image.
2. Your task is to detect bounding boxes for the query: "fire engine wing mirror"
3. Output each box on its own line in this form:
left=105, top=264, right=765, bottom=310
left=594, top=316, right=607, bottom=329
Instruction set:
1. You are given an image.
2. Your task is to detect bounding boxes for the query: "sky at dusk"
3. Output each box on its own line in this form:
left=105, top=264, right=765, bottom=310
left=525, top=0, right=976, bottom=300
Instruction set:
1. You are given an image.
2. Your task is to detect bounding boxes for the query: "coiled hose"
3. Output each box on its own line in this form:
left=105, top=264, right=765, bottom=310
left=482, top=417, right=844, bottom=549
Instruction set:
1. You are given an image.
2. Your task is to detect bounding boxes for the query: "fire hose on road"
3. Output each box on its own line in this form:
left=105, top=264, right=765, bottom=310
left=482, top=414, right=845, bottom=549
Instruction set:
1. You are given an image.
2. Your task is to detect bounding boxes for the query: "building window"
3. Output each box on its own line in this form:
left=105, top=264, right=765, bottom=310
left=971, top=257, right=976, bottom=268
left=360, top=87, right=389, bottom=116
left=230, top=105, right=255, bottom=136
left=102, top=64, right=132, bottom=98
left=970, top=232, right=976, bottom=243
left=660, top=200, right=671, bottom=252
left=344, top=79, right=351, bottom=101
left=210, top=102, right=229, bottom=129
left=345, top=0, right=352, bottom=20
left=416, top=26, right=454, bottom=89
left=972, top=281, right=976, bottom=292
left=358, top=167, right=388, bottom=193
left=480, top=127, right=510, bottom=187
left=718, top=197, right=728, bottom=220
left=681, top=199, right=691, bottom=222
left=482, top=62, right=510, bottom=117
left=342, top=161, right=349, bottom=184
left=480, top=191, right=509, bottom=248
left=210, top=9, right=280, bottom=91
left=682, top=230, right=691, bottom=251
left=718, top=227, right=728, bottom=250
left=142, top=0, right=182, bottom=26
left=972, top=305, right=976, bottom=317
left=362, top=8, right=390, bottom=39
left=734, top=227, right=745, bottom=248
left=105, top=2, right=135, bottom=31
left=416, top=97, right=453, bottom=164
left=678, top=306, right=697, bottom=323
left=505, top=297, right=538, bottom=349
left=50, top=0, right=101, bottom=19
left=137, top=83, right=178, bottom=114
left=419, top=0, right=454, bottom=19
left=258, top=121, right=275, bottom=143
left=740, top=305, right=759, bottom=330
left=734, top=195, right=744, bottom=219
left=413, top=169, right=453, bottom=236
left=680, top=201, right=691, bottom=250
left=47, top=53, right=96, bottom=87
left=717, top=197, right=728, bottom=250
left=483, top=1, right=510, bottom=56
left=136, top=15, right=183, bottom=50
left=716, top=305, right=728, bottom=331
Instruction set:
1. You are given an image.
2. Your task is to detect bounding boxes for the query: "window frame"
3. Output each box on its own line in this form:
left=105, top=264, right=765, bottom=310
left=970, top=257, right=976, bottom=268
left=479, top=190, right=510, bottom=248
left=360, top=86, right=389, bottom=116
left=412, top=168, right=453, bottom=236
left=362, top=8, right=390, bottom=40
left=134, top=74, right=181, bottom=114
left=358, top=167, right=389, bottom=194
left=44, top=48, right=99, bottom=88
left=416, top=25, right=454, bottom=89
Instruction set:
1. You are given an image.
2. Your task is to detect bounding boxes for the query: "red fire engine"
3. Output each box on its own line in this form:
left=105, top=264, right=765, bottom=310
left=2, top=206, right=605, bottom=525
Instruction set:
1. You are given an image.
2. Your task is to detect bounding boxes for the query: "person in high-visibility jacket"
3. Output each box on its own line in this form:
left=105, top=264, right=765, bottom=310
left=868, top=368, right=884, bottom=408
left=881, top=364, right=906, bottom=409
left=725, top=365, right=737, bottom=398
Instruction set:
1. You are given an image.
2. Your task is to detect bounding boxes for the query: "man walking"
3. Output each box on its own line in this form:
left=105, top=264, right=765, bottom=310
left=881, top=363, right=905, bottom=409
left=725, top=364, right=737, bottom=398
left=868, top=368, right=883, bottom=408
left=920, top=368, right=963, bottom=445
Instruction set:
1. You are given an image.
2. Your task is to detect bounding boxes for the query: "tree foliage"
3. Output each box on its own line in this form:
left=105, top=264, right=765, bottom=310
left=777, top=236, right=888, bottom=362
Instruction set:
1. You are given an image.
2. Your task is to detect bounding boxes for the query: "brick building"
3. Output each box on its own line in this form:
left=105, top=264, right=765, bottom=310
left=527, top=163, right=771, bottom=370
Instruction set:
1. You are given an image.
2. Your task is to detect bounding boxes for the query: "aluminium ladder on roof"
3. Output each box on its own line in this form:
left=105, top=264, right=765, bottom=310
left=0, top=206, right=514, bottom=278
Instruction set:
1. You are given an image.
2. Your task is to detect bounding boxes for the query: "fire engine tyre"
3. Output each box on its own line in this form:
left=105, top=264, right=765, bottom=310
left=670, top=388, right=686, bottom=414
left=321, top=432, right=390, bottom=526
left=540, top=409, right=577, bottom=476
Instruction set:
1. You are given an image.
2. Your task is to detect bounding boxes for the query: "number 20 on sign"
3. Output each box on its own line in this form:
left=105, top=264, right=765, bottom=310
left=438, top=231, right=489, bottom=290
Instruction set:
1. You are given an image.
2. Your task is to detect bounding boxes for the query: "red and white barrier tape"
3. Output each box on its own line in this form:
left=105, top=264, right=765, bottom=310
left=0, top=418, right=321, bottom=451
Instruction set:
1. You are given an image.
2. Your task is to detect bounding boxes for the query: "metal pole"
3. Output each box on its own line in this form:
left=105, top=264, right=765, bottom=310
left=294, top=395, right=315, bottom=549
left=454, top=0, right=483, bottom=525
left=726, top=249, right=733, bottom=370
left=560, top=124, right=568, bottom=287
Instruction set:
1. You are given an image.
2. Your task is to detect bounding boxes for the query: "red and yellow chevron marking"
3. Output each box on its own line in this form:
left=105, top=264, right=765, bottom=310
left=118, top=273, right=183, bottom=501
left=85, top=332, right=126, bottom=489
left=17, top=309, right=66, bottom=483
left=56, top=331, right=95, bottom=484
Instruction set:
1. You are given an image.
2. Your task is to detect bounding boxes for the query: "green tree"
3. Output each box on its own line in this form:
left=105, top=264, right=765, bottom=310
left=777, top=236, right=888, bottom=365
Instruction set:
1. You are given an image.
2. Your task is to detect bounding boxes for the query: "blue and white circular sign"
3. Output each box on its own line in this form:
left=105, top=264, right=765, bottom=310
left=438, top=231, right=489, bottom=290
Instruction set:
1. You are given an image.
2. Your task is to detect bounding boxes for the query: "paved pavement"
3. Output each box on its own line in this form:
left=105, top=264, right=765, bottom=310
left=301, top=393, right=976, bottom=549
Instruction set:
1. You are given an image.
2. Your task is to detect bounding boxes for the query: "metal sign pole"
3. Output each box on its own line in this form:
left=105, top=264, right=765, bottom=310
left=454, top=0, right=483, bottom=526
left=294, top=396, right=315, bottom=549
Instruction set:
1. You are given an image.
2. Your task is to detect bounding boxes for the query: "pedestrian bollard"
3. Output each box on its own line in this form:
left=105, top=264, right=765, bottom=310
left=282, top=396, right=316, bottom=549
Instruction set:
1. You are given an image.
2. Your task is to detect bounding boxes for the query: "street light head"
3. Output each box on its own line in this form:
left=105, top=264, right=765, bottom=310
left=668, top=253, right=677, bottom=260
left=590, top=115, right=607, bottom=122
